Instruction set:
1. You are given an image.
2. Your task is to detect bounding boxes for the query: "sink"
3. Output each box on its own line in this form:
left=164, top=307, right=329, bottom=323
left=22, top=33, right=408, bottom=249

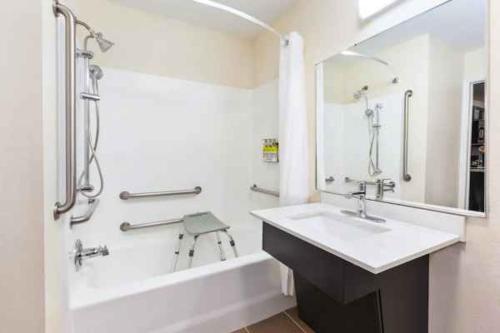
left=288, top=211, right=390, bottom=242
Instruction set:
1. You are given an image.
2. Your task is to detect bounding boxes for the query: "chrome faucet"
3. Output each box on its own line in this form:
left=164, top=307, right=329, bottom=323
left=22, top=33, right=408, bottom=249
left=342, top=182, right=385, bottom=223
left=376, top=179, right=396, bottom=199
left=73, top=239, right=109, bottom=271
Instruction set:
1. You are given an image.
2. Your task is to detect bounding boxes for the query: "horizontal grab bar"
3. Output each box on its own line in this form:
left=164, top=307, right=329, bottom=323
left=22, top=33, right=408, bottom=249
left=344, top=177, right=378, bottom=186
left=250, top=184, right=280, bottom=198
left=120, top=218, right=184, bottom=232
left=119, top=186, right=202, bottom=200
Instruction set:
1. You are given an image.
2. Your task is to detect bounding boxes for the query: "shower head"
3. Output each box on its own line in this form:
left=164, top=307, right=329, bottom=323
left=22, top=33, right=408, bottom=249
left=77, top=20, right=114, bottom=53
left=94, top=32, right=114, bottom=53
left=353, top=86, right=369, bottom=100
left=365, top=108, right=374, bottom=117
left=89, top=65, right=104, bottom=80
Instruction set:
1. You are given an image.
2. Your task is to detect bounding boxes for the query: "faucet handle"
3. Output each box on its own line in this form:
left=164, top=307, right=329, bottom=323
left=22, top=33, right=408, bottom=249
left=100, top=245, right=110, bottom=256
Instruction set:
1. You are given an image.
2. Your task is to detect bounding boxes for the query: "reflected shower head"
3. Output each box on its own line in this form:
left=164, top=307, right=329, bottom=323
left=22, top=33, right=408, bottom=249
left=94, top=32, right=114, bottom=53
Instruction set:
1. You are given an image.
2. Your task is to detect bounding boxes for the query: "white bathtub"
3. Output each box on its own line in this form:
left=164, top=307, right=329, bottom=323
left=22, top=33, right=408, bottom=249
left=70, top=239, right=295, bottom=333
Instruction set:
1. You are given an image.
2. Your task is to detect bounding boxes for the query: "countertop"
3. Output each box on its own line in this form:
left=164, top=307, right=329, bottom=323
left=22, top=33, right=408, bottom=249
left=252, top=203, right=460, bottom=274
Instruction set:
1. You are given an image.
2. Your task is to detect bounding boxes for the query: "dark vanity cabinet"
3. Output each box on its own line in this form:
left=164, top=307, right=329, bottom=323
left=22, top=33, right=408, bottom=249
left=263, top=223, right=429, bottom=333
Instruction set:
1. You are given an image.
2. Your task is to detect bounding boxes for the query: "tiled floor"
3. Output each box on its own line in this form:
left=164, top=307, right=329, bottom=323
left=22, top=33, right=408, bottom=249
left=233, top=307, right=315, bottom=333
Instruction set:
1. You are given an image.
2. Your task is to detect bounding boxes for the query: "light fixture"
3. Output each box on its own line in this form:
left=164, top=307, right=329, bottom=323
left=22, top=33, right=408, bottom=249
left=358, top=0, right=398, bottom=19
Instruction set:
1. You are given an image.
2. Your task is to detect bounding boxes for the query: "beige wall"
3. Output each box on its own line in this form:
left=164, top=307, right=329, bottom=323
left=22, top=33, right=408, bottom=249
left=425, top=37, right=464, bottom=207
left=256, top=0, right=500, bottom=331
left=74, top=0, right=255, bottom=89
left=0, top=1, right=45, bottom=332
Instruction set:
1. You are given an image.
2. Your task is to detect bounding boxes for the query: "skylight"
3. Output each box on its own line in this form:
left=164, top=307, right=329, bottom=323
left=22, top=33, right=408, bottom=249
left=359, top=0, right=399, bottom=19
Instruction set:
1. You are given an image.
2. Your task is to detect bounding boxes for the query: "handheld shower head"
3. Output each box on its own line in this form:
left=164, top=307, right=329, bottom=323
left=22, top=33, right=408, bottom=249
left=89, top=65, right=104, bottom=80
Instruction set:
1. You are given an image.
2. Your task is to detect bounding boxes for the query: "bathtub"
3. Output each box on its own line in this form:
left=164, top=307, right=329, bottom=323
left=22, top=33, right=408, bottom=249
left=70, top=236, right=295, bottom=333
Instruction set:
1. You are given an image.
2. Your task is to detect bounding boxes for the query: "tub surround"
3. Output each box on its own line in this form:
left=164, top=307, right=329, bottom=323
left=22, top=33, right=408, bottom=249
left=252, top=203, right=461, bottom=333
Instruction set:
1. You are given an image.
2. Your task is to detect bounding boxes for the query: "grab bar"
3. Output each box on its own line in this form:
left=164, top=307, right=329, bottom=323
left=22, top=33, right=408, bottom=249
left=403, top=90, right=413, bottom=182
left=120, top=218, right=184, bottom=232
left=250, top=184, right=280, bottom=198
left=53, top=1, right=78, bottom=220
left=345, top=177, right=377, bottom=186
left=119, top=186, right=202, bottom=200
left=70, top=199, right=99, bottom=228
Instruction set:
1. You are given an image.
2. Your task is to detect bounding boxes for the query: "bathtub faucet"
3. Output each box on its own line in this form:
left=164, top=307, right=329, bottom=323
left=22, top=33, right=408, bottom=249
left=74, top=239, right=110, bottom=271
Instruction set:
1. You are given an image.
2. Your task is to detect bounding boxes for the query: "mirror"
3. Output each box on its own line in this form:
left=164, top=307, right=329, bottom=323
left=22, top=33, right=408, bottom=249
left=316, top=0, right=487, bottom=215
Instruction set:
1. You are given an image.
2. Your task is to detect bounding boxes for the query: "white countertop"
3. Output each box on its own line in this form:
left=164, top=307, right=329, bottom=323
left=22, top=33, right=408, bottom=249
left=251, top=203, right=460, bottom=274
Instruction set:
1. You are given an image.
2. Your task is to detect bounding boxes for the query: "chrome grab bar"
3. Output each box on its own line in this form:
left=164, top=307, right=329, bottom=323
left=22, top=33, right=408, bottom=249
left=70, top=199, right=99, bottom=228
left=345, top=177, right=377, bottom=186
left=325, top=176, right=335, bottom=183
left=53, top=1, right=77, bottom=220
left=403, top=90, right=413, bottom=182
left=119, top=186, right=202, bottom=200
left=250, top=184, right=280, bottom=198
left=120, top=218, right=184, bottom=232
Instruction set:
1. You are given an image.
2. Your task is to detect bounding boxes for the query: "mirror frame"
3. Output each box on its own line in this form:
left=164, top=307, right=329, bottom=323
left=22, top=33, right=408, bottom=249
left=314, top=0, right=488, bottom=218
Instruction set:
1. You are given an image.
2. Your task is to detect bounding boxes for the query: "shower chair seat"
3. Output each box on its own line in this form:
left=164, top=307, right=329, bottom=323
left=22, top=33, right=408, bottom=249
left=171, top=212, right=238, bottom=272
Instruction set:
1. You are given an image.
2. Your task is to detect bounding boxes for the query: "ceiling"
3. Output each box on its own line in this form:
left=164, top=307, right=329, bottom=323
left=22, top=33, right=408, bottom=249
left=110, top=0, right=298, bottom=38
left=353, top=0, right=486, bottom=54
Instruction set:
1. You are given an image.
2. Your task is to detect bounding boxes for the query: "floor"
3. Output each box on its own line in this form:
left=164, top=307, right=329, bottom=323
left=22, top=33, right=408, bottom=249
left=233, top=307, right=315, bottom=333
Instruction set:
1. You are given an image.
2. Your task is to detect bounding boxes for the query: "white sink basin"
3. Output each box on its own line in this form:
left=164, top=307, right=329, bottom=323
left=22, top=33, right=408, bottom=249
left=251, top=203, right=461, bottom=274
left=288, top=211, right=390, bottom=242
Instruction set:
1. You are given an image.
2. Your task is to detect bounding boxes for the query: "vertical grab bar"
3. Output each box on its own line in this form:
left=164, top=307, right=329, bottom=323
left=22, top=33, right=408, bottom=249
left=403, top=90, right=413, bottom=182
left=53, top=2, right=78, bottom=219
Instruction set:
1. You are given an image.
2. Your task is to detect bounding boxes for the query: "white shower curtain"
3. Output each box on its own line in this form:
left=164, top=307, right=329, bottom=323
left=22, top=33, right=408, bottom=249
left=278, top=32, right=310, bottom=296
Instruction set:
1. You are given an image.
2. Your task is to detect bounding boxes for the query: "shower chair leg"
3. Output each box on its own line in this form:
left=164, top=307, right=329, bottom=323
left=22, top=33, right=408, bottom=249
left=171, top=233, right=184, bottom=272
left=188, top=235, right=199, bottom=268
left=215, top=232, right=226, bottom=262
left=223, top=230, right=239, bottom=258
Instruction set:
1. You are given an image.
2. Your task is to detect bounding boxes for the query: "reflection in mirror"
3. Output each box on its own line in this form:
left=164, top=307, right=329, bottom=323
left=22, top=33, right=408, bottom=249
left=317, top=0, right=486, bottom=214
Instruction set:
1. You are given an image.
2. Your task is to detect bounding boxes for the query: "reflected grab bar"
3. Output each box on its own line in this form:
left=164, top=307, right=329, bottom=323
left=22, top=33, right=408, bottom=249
left=120, top=218, right=184, bottom=232
left=250, top=184, right=280, bottom=198
left=119, top=186, right=202, bottom=200
left=53, top=2, right=78, bottom=219
left=345, top=177, right=377, bottom=186
left=403, top=90, right=413, bottom=182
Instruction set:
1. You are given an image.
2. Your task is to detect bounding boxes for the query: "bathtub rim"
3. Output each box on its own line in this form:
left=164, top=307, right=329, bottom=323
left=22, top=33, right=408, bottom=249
left=70, top=250, right=273, bottom=309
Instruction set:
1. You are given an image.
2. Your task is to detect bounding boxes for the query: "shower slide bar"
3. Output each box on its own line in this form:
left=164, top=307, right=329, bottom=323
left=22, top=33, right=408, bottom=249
left=53, top=1, right=77, bottom=220
left=250, top=184, right=280, bottom=198
left=120, top=218, right=184, bottom=232
left=119, top=186, right=202, bottom=200
left=403, top=90, right=413, bottom=182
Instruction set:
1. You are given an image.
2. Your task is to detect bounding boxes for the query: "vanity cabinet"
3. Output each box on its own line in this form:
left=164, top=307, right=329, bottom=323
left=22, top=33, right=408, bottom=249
left=263, top=223, right=429, bottom=333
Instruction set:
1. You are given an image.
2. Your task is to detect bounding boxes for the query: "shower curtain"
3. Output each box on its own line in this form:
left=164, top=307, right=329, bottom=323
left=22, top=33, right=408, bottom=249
left=278, top=32, right=310, bottom=296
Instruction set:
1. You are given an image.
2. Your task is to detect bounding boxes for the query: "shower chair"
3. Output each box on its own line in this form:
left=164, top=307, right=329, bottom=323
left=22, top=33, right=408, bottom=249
left=171, top=212, right=238, bottom=272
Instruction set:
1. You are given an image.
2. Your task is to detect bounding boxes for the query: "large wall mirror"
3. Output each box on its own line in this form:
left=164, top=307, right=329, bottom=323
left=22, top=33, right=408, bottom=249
left=316, top=0, right=487, bottom=216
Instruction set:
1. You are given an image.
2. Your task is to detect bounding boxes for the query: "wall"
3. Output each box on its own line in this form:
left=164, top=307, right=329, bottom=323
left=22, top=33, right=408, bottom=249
left=425, top=37, right=464, bottom=207
left=73, top=0, right=255, bottom=89
left=70, top=68, right=277, bottom=252
left=0, top=1, right=45, bottom=332
left=257, top=0, right=500, bottom=331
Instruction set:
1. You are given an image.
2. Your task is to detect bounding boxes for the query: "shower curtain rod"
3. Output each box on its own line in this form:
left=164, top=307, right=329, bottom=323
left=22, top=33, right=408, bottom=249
left=192, top=0, right=288, bottom=43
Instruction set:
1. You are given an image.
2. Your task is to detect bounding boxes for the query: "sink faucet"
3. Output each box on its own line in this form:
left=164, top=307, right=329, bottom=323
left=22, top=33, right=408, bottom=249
left=342, top=182, right=385, bottom=223
left=73, top=239, right=109, bottom=271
